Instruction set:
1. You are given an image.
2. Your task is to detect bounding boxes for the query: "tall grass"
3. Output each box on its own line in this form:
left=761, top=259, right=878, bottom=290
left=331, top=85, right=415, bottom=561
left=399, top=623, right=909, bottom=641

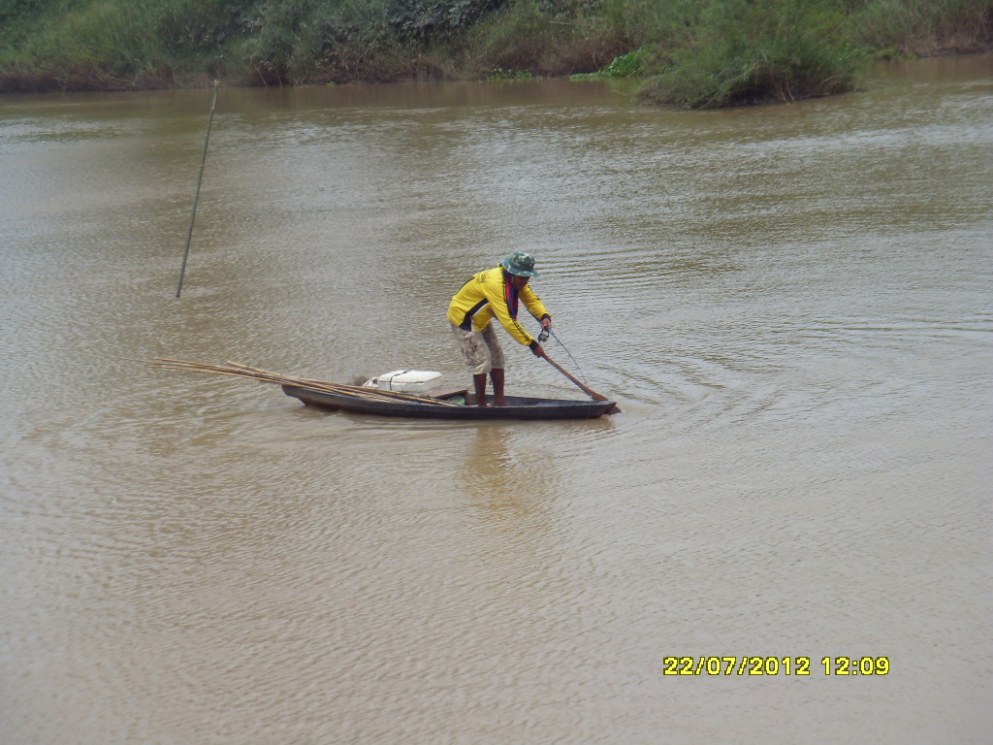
left=466, top=1, right=589, bottom=75
left=851, top=0, right=993, bottom=56
left=639, top=0, right=872, bottom=108
left=2, top=1, right=170, bottom=89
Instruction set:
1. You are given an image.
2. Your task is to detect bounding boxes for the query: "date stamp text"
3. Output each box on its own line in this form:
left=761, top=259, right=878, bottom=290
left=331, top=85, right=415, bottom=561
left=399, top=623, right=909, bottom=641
left=662, top=656, right=890, bottom=677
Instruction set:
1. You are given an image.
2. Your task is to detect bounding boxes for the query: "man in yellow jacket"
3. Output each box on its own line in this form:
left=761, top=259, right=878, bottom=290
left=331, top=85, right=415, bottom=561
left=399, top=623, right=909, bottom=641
left=448, top=251, right=553, bottom=407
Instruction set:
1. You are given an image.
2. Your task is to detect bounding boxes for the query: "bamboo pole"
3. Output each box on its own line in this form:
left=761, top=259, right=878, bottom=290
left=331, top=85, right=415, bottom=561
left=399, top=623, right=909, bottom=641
left=176, top=81, right=220, bottom=299
left=129, top=357, right=461, bottom=407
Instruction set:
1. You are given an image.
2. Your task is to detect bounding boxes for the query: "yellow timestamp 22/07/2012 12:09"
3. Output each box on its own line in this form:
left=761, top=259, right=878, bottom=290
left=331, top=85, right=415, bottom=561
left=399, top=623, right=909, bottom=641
left=661, top=656, right=891, bottom=677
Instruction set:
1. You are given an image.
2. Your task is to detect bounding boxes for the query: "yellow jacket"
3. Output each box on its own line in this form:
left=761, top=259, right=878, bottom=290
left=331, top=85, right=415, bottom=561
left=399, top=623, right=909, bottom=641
left=448, top=267, right=550, bottom=347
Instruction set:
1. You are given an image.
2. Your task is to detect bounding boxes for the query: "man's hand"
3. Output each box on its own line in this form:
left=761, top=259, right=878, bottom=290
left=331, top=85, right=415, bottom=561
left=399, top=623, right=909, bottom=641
left=537, top=316, right=552, bottom=343
left=531, top=343, right=546, bottom=358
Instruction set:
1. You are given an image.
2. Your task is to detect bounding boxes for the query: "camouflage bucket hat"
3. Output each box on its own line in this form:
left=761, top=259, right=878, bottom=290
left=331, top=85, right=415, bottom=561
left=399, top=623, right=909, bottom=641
left=501, top=251, right=540, bottom=278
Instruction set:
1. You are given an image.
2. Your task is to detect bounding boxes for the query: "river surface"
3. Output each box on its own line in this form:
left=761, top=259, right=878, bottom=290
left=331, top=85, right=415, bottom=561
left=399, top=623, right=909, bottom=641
left=2, top=55, right=991, bottom=744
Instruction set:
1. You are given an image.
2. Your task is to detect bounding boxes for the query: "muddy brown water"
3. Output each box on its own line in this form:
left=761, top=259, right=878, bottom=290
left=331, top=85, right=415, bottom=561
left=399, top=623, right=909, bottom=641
left=1, top=55, right=991, bottom=744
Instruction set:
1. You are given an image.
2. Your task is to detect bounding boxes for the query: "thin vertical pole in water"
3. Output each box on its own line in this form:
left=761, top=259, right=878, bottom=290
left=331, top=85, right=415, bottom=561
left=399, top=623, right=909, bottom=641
left=176, top=80, right=220, bottom=298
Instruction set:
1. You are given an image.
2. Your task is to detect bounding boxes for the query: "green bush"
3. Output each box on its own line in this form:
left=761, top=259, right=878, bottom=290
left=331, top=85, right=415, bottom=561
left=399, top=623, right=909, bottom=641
left=640, top=0, right=871, bottom=108
left=386, top=0, right=506, bottom=42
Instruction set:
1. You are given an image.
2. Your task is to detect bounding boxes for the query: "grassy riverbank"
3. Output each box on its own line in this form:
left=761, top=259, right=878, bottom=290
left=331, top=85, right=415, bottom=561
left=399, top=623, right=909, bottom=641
left=2, top=0, right=991, bottom=106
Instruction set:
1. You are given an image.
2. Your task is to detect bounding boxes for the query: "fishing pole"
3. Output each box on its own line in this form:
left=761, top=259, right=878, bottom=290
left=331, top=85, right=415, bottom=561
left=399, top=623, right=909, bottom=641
left=176, top=80, right=220, bottom=298
left=537, top=324, right=587, bottom=384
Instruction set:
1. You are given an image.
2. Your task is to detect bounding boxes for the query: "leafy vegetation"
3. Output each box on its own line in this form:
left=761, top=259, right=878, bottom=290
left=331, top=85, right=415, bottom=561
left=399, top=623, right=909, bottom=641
left=1, top=0, right=991, bottom=106
left=640, top=0, right=871, bottom=107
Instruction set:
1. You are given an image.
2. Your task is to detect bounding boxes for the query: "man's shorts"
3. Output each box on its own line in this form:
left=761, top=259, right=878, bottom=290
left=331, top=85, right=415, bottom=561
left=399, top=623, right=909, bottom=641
left=450, top=322, right=505, bottom=375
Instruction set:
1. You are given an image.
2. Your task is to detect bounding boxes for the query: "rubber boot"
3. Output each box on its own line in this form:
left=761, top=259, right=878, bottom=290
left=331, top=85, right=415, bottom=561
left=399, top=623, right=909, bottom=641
left=473, top=373, right=488, bottom=407
left=491, top=368, right=506, bottom=406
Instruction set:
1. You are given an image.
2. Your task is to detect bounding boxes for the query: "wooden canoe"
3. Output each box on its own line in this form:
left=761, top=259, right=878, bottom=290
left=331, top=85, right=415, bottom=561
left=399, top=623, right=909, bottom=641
left=281, top=385, right=615, bottom=420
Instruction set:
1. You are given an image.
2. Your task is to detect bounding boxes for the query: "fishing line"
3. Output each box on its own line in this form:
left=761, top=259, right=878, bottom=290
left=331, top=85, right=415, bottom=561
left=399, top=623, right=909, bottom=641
left=537, top=324, right=588, bottom=384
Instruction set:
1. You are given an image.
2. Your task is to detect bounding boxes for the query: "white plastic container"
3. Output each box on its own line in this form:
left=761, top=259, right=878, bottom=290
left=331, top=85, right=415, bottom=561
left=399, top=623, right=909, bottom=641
left=365, top=369, right=442, bottom=393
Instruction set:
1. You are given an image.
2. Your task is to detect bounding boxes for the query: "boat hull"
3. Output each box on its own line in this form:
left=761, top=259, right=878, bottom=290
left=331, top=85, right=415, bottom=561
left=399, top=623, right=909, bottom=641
left=281, top=385, right=615, bottom=420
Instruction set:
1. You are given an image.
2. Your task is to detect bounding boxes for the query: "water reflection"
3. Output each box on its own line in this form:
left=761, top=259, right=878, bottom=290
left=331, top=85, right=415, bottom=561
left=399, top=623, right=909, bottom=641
left=461, top=424, right=559, bottom=523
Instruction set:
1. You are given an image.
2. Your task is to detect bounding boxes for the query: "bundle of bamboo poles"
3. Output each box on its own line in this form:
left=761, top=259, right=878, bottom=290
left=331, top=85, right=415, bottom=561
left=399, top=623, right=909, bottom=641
left=131, top=357, right=461, bottom=407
